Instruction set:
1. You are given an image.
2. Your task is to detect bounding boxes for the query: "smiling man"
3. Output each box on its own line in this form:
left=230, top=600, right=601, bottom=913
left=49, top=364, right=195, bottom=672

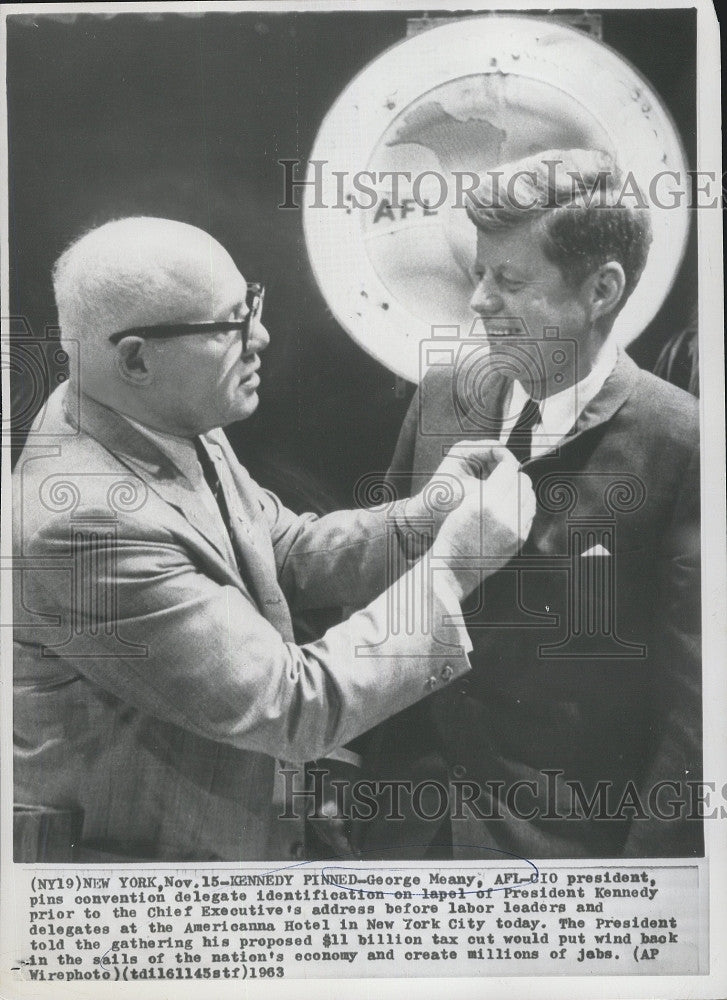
left=357, top=150, right=702, bottom=860
left=12, top=216, right=536, bottom=863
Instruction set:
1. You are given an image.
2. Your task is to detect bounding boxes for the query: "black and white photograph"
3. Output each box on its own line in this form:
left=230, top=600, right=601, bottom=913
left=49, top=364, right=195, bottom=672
left=1, top=1, right=724, bottom=995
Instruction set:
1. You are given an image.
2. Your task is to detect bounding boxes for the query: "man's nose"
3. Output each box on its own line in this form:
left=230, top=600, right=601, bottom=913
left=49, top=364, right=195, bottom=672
left=470, top=276, right=503, bottom=316
left=246, top=321, right=270, bottom=355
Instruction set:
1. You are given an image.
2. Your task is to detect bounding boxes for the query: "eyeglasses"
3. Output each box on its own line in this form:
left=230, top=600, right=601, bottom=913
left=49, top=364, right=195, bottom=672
left=108, top=282, right=265, bottom=354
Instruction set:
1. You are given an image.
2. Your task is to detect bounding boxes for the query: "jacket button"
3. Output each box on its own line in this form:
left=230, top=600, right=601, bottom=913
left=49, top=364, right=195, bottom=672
left=290, top=841, right=305, bottom=860
left=452, top=764, right=467, bottom=779
left=459, top=679, right=470, bottom=696
left=440, top=663, right=454, bottom=682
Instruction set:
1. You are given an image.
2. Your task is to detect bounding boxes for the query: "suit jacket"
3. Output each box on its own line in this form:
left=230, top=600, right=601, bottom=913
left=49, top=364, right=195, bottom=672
left=360, top=350, right=701, bottom=859
left=13, top=384, right=470, bottom=862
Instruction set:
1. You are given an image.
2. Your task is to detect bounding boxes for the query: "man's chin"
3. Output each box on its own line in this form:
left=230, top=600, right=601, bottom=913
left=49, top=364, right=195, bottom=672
left=235, top=390, right=260, bottom=419
left=214, top=392, right=259, bottom=428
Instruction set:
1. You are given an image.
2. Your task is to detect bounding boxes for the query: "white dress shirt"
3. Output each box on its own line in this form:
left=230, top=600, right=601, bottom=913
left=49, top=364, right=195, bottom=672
left=500, top=341, right=618, bottom=459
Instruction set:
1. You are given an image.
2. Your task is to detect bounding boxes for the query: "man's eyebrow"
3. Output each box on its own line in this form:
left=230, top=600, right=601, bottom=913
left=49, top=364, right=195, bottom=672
left=473, top=259, right=530, bottom=277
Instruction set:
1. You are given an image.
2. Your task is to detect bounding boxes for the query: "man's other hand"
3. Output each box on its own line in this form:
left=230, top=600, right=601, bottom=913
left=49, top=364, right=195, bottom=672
left=431, top=450, right=536, bottom=602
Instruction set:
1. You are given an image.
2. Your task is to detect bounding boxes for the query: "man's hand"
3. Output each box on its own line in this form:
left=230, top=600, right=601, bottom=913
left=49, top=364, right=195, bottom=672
left=430, top=450, right=536, bottom=602
left=399, top=439, right=521, bottom=540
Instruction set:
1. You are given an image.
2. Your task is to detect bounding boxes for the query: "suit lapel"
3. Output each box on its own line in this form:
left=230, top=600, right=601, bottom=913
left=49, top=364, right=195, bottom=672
left=404, top=355, right=511, bottom=481
left=197, top=432, right=273, bottom=574
left=567, top=349, right=640, bottom=437
left=66, top=394, right=289, bottom=632
left=66, top=391, right=231, bottom=564
left=455, top=349, right=511, bottom=440
left=198, top=430, right=295, bottom=639
left=521, top=350, right=640, bottom=466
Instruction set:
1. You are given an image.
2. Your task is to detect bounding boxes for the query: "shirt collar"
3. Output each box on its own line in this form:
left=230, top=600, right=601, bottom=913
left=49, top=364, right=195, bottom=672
left=505, top=339, right=619, bottom=454
left=122, top=415, right=204, bottom=485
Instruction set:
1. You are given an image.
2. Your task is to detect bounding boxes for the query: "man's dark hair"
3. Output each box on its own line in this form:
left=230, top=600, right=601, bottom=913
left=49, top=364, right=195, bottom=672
left=466, top=149, right=653, bottom=308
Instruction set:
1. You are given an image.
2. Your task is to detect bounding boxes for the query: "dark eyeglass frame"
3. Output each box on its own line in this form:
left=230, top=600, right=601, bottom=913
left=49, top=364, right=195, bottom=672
left=108, top=282, right=265, bottom=354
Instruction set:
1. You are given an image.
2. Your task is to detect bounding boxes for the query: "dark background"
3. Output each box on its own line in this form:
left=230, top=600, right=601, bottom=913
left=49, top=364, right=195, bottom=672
left=6, top=9, right=697, bottom=508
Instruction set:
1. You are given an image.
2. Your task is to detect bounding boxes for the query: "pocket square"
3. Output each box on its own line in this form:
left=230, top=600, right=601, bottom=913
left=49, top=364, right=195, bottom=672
left=581, top=544, right=611, bottom=557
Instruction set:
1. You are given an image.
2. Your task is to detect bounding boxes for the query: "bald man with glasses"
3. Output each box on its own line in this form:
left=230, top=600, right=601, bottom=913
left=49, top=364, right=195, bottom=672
left=12, top=216, right=535, bottom=863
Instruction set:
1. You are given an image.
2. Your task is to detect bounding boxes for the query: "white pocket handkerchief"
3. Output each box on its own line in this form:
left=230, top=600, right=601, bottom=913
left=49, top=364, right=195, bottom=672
left=581, top=544, right=611, bottom=557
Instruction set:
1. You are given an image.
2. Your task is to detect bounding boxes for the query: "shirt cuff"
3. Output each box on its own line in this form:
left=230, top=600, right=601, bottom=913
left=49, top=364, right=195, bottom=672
left=388, top=497, right=435, bottom=562
left=320, top=747, right=364, bottom=769
left=432, top=568, right=473, bottom=656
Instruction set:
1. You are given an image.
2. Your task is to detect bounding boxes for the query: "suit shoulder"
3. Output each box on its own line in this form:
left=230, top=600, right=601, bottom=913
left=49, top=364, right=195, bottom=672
left=13, top=431, right=167, bottom=549
left=628, top=367, right=699, bottom=446
left=419, top=360, right=459, bottom=397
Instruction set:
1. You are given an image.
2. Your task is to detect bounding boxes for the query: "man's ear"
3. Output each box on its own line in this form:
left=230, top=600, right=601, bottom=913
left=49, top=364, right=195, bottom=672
left=114, top=337, right=153, bottom=385
left=589, top=261, right=626, bottom=323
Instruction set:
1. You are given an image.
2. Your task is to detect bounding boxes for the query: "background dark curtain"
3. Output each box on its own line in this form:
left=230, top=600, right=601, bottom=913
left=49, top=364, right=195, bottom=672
left=6, top=9, right=697, bottom=507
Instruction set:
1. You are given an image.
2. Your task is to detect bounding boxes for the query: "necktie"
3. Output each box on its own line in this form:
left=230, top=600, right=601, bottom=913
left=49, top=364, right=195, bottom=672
left=194, top=438, right=235, bottom=541
left=505, top=397, right=541, bottom=464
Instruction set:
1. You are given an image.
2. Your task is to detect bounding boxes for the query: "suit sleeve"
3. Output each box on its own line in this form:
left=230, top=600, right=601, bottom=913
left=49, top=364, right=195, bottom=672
left=625, top=444, right=703, bottom=856
left=252, top=386, right=444, bottom=612
left=21, top=510, right=470, bottom=765
left=255, top=485, right=396, bottom=612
